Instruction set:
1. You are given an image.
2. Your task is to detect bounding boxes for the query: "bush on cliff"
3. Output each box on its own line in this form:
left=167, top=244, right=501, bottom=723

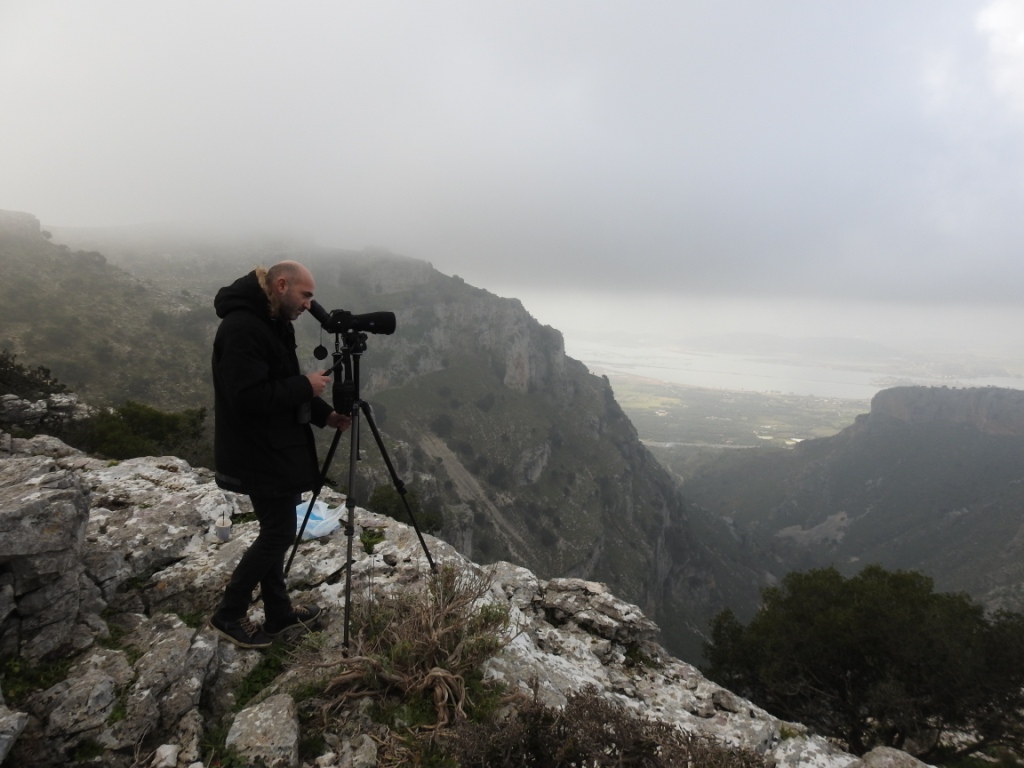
left=0, top=349, right=66, bottom=400
left=703, top=565, right=1024, bottom=760
left=64, top=399, right=209, bottom=464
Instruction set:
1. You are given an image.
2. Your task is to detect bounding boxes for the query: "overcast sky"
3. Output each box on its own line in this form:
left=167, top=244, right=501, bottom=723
left=3, top=1, right=1024, bottom=349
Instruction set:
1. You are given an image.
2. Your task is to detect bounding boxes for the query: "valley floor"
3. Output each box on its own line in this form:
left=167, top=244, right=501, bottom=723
left=601, top=371, right=869, bottom=481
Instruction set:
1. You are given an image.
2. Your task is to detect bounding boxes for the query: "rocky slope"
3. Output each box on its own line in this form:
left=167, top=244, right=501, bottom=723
left=0, top=427, right=926, bottom=768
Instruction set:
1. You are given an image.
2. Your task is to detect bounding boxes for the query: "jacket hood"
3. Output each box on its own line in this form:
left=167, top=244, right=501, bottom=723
left=214, top=270, right=271, bottom=320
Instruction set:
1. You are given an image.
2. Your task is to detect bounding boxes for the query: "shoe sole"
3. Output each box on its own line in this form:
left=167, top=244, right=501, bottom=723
left=208, top=619, right=273, bottom=649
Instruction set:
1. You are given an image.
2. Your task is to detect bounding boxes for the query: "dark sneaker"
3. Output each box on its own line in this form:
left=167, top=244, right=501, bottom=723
left=209, top=615, right=273, bottom=649
left=264, top=604, right=323, bottom=637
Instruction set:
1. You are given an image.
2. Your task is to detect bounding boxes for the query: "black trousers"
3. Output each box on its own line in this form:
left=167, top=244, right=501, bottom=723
left=215, top=493, right=299, bottom=623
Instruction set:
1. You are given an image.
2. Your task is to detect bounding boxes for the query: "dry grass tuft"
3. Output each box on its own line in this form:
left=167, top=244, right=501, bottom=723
left=293, top=563, right=513, bottom=731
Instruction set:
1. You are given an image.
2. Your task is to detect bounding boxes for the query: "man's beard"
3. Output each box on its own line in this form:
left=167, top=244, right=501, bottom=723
left=270, top=293, right=298, bottom=320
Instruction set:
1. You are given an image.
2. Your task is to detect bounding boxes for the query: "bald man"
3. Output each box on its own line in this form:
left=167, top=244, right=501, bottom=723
left=209, top=260, right=350, bottom=648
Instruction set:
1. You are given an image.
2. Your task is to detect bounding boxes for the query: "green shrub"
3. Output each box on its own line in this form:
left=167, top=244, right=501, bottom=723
left=62, top=400, right=209, bottom=464
left=430, top=413, right=454, bottom=437
left=704, top=565, right=1024, bottom=759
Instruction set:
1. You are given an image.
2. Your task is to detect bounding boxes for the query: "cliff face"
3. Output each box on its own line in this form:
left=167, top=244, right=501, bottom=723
left=299, top=250, right=572, bottom=401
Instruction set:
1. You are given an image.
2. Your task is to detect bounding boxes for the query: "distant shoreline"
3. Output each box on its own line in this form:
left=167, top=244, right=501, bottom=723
left=576, top=344, right=1024, bottom=401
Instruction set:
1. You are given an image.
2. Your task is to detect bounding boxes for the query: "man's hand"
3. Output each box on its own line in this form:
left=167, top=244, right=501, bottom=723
left=326, top=411, right=352, bottom=432
left=306, top=370, right=332, bottom=397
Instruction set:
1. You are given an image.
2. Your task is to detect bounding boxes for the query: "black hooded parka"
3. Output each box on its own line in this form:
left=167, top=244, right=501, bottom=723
left=211, top=270, right=331, bottom=497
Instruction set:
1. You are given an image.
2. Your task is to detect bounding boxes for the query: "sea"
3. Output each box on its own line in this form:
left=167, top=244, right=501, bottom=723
left=567, top=339, right=1024, bottom=402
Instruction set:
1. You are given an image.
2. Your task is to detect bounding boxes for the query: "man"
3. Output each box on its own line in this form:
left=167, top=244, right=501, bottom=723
left=209, top=260, right=350, bottom=648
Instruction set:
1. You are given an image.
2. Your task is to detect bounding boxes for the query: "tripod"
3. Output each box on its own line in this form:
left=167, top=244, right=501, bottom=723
left=285, top=328, right=437, bottom=647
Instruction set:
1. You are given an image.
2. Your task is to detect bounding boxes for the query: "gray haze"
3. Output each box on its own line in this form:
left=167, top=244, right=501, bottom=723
left=3, top=1, right=1024, bottom=351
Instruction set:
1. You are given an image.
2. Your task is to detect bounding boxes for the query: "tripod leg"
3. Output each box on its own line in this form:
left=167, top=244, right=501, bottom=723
left=285, top=423, right=345, bottom=576
left=359, top=400, right=437, bottom=573
left=343, top=405, right=360, bottom=648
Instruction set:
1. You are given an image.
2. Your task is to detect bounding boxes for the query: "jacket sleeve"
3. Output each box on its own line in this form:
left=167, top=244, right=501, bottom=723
left=310, top=396, right=333, bottom=427
left=215, top=318, right=313, bottom=415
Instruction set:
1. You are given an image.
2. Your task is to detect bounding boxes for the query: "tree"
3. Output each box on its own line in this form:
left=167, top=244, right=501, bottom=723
left=703, top=565, right=1024, bottom=759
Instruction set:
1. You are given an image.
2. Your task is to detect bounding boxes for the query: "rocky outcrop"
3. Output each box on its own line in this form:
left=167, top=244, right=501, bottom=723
left=0, top=438, right=93, bottom=663
left=0, top=431, right=922, bottom=768
left=0, top=393, right=93, bottom=431
left=869, top=386, right=1024, bottom=436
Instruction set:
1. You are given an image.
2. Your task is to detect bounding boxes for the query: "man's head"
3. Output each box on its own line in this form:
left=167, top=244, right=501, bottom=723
left=265, top=261, right=315, bottom=321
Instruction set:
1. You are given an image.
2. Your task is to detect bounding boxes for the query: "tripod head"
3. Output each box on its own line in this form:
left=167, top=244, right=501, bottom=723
left=309, top=300, right=395, bottom=413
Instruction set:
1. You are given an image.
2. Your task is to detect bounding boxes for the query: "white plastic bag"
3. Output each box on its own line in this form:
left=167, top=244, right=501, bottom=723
left=295, top=499, right=343, bottom=539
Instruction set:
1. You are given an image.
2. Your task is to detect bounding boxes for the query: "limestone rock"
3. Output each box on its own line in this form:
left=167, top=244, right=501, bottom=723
left=226, top=693, right=300, bottom=768
left=851, top=746, right=935, bottom=768
left=0, top=703, right=28, bottom=765
left=0, top=454, right=91, bottom=662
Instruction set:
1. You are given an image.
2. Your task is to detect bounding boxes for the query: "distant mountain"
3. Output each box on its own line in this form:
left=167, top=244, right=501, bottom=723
left=680, top=385, right=1024, bottom=612
left=1, top=210, right=772, bottom=661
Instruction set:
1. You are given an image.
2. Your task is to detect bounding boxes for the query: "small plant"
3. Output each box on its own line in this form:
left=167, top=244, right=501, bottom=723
left=200, top=722, right=250, bottom=768
left=1, top=656, right=74, bottom=706
left=176, top=610, right=204, bottom=629
left=624, top=642, right=660, bottom=669
left=108, top=695, right=129, bottom=724
left=70, top=738, right=106, bottom=762
left=360, top=527, right=386, bottom=554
